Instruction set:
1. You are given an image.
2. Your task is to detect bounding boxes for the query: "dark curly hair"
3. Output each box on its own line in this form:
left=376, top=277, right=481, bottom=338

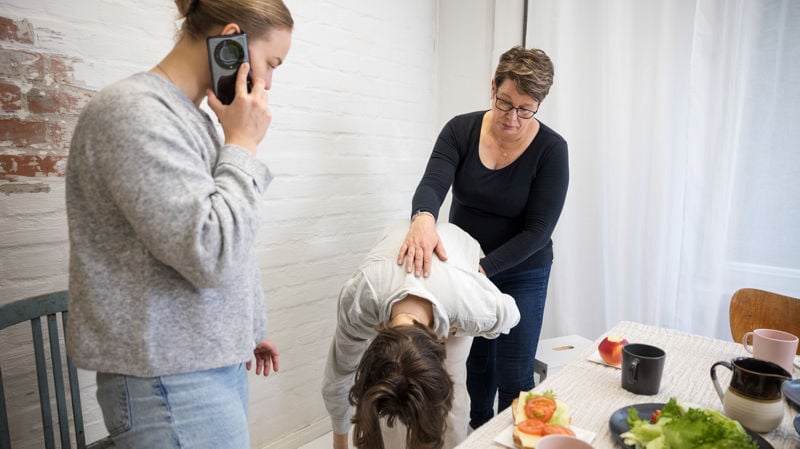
left=348, top=322, right=454, bottom=449
left=494, top=46, right=554, bottom=104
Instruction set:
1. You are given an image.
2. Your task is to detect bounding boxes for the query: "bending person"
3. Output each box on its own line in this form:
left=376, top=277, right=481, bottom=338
left=323, top=221, right=520, bottom=449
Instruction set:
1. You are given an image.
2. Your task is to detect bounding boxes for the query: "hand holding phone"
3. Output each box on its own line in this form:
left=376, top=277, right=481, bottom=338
left=206, top=32, right=270, bottom=154
left=207, top=33, right=253, bottom=105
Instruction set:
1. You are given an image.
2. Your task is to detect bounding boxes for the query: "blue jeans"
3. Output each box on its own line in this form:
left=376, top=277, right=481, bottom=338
left=467, top=264, right=551, bottom=429
left=96, top=364, right=250, bottom=449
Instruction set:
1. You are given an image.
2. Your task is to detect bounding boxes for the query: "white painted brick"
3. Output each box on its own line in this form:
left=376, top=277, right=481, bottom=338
left=0, top=243, right=68, bottom=281
left=0, top=180, right=66, bottom=216
left=0, top=212, right=68, bottom=248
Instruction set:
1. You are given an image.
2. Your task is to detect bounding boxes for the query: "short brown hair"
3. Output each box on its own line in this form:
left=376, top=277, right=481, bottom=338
left=174, top=0, right=293, bottom=41
left=349, top=322, right=454, bottom=449
left=494, top=46, right=554, bottom=103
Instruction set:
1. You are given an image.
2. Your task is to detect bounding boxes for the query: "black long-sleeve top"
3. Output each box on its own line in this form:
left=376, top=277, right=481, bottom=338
left=411, top=111, right=569, bottom=278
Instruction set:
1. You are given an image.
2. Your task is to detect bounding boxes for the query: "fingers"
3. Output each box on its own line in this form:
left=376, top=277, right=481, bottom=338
left=422, top=251, right=433, bottom=278
left=397, top=243, right=408, bottom=265
left=402, top=241, right=435, bottom=277
left=404, top=247, right=416, bottom=273
left=257, top=354, right=276, bottom=377
left=235, top=62, right=250, bottom=96
left=434, top=240, right=448, bottom=261
left=237, top=61, right=267, bottom=103
left=250, top=347, right=280, bottom=377
left=272, top=352, right=280, bottom=373
left=206, top=88, right=222, bottom=113
left=250, top=355, right=267, bottom=376
left=250, top=76, right=267, bottom=95
left=414, top=249, right=424, bottom=277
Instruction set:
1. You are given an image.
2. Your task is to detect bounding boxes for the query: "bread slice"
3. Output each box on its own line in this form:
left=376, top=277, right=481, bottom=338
left=511, top=397, right=525, bottom=424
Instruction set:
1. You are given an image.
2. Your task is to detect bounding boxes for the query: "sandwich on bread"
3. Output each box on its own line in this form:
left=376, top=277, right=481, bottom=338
left=511, top=390, right=575, bottom=448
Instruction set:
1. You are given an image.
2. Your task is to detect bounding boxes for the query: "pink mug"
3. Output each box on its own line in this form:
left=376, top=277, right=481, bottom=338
left=742, top=328, right=798, bottom=374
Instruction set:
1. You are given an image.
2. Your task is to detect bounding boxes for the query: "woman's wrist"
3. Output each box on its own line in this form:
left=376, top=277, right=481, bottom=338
left=411, top=210, right=435, bottom=222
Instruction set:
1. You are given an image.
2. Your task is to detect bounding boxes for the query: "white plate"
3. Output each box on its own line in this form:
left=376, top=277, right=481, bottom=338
left=493, top=424, right=596, bottom=448
left=586, top=350, right=621, bottom=369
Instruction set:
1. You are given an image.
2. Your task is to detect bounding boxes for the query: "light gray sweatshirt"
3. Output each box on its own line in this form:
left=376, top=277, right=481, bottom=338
left=322, top=221, right=521, bottom=435
left=66, top=72, right=272, bottom=377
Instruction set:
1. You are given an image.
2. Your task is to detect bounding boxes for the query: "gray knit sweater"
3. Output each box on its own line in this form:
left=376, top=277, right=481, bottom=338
left=66, top=72, right=272, bottom=377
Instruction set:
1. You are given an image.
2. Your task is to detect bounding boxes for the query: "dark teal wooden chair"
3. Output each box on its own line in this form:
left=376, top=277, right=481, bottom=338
left=0, top=291, right=113, bottom=449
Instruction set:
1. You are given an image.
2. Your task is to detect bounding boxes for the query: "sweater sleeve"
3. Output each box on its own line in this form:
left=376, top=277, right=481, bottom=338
left=322, top=273, right=375, bottom=435
left=87, top=90, right=272, bottom=289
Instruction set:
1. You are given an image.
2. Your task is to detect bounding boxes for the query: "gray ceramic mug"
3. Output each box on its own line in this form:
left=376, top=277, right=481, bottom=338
left=621, top=343, right=666, bottom=395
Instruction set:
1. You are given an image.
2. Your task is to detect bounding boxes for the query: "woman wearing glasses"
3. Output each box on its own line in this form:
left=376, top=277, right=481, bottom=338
left=396, top=46, right=569, bottom=431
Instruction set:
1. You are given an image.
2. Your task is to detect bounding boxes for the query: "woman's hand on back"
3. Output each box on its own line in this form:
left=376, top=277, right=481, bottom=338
left=207, top=62, right=271, bottom=155
left=397, top=213, right=447, bottom=277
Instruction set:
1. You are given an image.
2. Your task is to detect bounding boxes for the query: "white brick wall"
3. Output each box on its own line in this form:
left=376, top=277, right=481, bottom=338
left=0, top=0, right=525, bottom=447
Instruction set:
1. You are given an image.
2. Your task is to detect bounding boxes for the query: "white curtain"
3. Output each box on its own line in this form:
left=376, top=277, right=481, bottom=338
left=524, top=0, right=800, bottom=341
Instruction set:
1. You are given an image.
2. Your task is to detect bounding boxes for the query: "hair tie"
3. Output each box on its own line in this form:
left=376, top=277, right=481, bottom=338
left=188, top=0, right=200, bottom=14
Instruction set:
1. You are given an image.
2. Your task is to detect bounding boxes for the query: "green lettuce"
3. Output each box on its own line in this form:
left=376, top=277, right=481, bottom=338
left=620, top=398, right=758, bottom=449
left=548, top=401, right=570, bottom=426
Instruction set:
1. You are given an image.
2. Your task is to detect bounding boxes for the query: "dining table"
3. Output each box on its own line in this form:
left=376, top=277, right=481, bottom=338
left=454, top=320, right=800, bottom=449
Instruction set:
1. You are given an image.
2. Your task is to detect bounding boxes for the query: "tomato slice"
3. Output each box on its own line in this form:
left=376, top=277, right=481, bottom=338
left=525, top=396, right=558, bottom=422
left=651, top=409, right=661, bottom=423
left=543, top=424, right=576, bottom=437
left=517, top=418, right=546, bottom=436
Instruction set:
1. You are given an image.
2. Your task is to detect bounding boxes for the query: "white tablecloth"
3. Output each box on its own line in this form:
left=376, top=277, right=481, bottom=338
left=455, top=321, right=800, bottom=449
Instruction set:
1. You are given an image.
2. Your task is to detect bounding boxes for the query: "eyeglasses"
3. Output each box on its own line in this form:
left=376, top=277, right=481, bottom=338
left=494, top=97, right=538, bottom=119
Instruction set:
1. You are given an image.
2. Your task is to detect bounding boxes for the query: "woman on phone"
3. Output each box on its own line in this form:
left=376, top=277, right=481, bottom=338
left=65, top=1, right=292, bottom=448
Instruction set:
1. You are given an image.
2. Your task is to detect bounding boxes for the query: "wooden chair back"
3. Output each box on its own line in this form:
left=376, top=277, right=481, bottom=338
left=0, top=291, right=113, bottom=449
left=729, top=287, right=800, bottom=355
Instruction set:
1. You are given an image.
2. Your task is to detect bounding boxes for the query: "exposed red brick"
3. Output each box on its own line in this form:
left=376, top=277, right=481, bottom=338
left=50, top=55, right=78, bottom=85
left=0, top=119, right=48, bottom=147
left=0, top=17, right=95, bottom=187
left=0, top=154, right=67, bottom=179
left=0, top=17, right=35, bottom=45
left=27, top=85, right=92, bottom=115
left=47, top=120, right=73, bottom=153
left=0, top=48, right=45, bottom=80
left=0, top=82, right=23, bottom=112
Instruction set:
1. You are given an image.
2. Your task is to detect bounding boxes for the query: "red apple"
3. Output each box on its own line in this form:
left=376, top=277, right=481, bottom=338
left=598, top=335, right=628, bottom=366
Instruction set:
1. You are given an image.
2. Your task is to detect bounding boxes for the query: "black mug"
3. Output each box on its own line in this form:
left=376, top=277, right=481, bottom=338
left=621, top=343, right=666, bottom=395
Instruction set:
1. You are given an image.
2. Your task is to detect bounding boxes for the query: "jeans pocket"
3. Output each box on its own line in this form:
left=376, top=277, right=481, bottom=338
left=96, top=372, right=132, bottom=437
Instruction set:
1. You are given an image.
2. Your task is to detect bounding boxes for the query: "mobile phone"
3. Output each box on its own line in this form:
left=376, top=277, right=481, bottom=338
left=207, top=33, right=253, bottom=105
